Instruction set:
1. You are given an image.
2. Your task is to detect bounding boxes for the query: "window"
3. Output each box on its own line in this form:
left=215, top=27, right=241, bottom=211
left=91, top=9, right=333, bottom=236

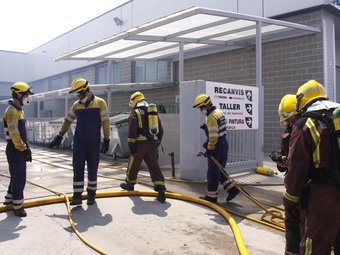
left=49, top=77, right=63, bottom=91
left=145, top=61, right=157, bottom=81
left=135, top=61, right=145, bottom=82
left=157, top=61, right=168, bottom=81
left=96, top=63, right=108, bottom=84
left=113, top=62, right=120, bottom=83
left=95, top=62, right=120, bottom=84
left=133, top=60, right=170, bottom=82
left=70, top=70, right=89, bottom=83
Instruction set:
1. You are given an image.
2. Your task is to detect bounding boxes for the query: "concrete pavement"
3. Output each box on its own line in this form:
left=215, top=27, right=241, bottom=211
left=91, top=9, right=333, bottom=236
left=0, top=142, right=286, bottom=255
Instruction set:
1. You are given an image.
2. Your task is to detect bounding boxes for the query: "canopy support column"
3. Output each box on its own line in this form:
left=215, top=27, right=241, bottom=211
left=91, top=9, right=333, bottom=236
left=179, top=42, right=184, bottom=82
left=107, top=88, right=112, bottom=114
left=255, top=21, right=264, bottom=167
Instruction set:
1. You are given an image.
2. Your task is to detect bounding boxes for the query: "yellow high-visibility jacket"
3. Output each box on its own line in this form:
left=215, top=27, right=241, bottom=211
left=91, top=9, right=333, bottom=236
left=3, top=102, right=28, bottom=151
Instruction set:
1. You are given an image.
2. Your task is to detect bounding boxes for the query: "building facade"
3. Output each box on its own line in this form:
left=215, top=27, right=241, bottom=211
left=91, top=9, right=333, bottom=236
left=0, top=0, right=339, bottom=154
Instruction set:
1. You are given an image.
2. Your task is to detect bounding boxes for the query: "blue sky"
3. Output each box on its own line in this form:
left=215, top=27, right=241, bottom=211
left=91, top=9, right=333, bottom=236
left=0, top=0, right=129, bottom=53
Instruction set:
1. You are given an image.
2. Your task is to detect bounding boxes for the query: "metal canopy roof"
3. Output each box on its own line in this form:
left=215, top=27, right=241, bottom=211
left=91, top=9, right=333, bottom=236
left=54, top=6, right=320, bottom=62
left=0, top=82, right=176, bottom=105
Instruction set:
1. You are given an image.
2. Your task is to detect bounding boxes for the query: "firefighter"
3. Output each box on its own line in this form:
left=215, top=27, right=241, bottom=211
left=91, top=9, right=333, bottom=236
left=3, top=82, right=34, bottom=217
left=120, top=91, right=166, bottom=203
left=193, top=93, right=239, bottom=203
left=49, top=78, right=110, bottom=206
left=274, top=94, right=300, bottom=173
left=285, top=80, right=340, bottom=254
left=276, top=94, right=305, bottom=255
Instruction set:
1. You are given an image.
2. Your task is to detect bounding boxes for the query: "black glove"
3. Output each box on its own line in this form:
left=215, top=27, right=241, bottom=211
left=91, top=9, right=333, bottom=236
left=128, top=143, right=136, bottom=155
left=22, top=148, right=32, bottom=162
left=49, top=135, right=63, bottom=149
left=270, top=151, right=279, bottom=162
left=100, top=139, right=110, bottom=153
left=203, top=141, right=208, bottom=149
left=204, top=149, right=213, bottom=158
left=277, top=165, right=288, bottom=174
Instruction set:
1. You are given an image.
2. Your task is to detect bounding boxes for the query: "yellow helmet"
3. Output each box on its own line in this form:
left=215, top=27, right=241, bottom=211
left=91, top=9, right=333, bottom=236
left=129, top=91, right=145, bottom=107
left=278, top=94, right=298, bottom=123
left=296, top=80, right=327, bottom=111
left=193, top=93, right=212, bottom=108
left=69, top=78, right=89, bottom=94
left=11, top=81, right=34, bottom=98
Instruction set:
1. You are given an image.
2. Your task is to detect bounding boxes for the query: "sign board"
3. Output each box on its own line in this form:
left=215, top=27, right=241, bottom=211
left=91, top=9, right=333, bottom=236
left=206, top=81, right=259, bottom=130
left=179, top=80, right=259, bottom=181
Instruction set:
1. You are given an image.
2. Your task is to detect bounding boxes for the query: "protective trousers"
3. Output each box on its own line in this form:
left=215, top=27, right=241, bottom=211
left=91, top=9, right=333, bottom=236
left=300, top=186, right=340, bottom=255
left=5, top=141, right=26, bottom=210
left=207, top=138, right=232, bottom=197
left=283, top=198, right=305, bottom=255
left=72, top=137, right=100, bottom=199
left=126, top=142, right=165, bottom=191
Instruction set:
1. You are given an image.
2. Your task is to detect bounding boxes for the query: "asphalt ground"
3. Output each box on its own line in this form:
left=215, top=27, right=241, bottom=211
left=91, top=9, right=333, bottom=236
left=0, top=141, right=286, bottom=255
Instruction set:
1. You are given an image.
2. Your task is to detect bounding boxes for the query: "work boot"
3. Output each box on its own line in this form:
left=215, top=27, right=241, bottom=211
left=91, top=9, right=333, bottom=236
left=199, top=195, right=217, bottom=203
left=156, top=190, right=166, bottom=203
left=226, top=187, right=240, bottom=202
left=70, top=198, right=82, bottom=206
left=87, top=196, right=96, bottom=205
left=13, top=208, right=27, bottom=217
left=120, top=182, right=134, bottom=191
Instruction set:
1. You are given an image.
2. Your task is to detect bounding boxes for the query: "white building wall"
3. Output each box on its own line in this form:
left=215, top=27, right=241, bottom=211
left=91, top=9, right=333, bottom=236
left=0, top=0, right=330, bottom=84
left=263, top=0, right=330, bottom=17
left=0, top=51, right=27, bottom=83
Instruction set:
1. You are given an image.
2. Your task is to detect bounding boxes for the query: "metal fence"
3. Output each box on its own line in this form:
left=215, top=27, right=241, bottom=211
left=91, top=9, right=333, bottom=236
left=26, top=120, right=54, bottom=145
left=0, top=115, right=257, bottom=172
left=24, top=115, right=131, bottom=158
left=158, top=103, right=179, bottom=114
left=226, top=129, right=257, bottom=172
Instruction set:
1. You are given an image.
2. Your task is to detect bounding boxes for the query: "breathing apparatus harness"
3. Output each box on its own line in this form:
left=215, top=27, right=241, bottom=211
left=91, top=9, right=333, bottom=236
left=134, top=102, right=160, bottom=142
left=299, top=108, right=340, bottom=186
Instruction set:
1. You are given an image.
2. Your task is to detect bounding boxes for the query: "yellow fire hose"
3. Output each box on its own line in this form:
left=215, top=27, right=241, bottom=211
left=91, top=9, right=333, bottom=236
left=20, top=151, right=287, bottom=231
left=1, top=147, right=285, bottom=239
left=96, top=173, right=286, bottom=231
left=34, top=154, right=285, bottom=212
left=0, top=173, right=111, bottom=255
left=0, top=174, right=248, bottom=255
left=224, top=207, right=285, bottom=232
left=205, top=154, right=285, bottom=225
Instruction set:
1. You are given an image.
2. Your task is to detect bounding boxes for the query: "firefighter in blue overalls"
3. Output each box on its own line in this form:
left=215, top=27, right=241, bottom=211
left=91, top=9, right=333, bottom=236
left=3, top=82, right=34, bottom=217
left=193, top=93, right=239, bottom=203
left=49, top=78, right=110, bottom=206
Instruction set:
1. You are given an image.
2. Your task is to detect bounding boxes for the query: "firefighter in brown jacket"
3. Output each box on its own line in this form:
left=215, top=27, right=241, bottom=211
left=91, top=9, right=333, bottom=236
left=120, top=91, right=166, bottom=202
left=276, top=94, right=305, bottom=254
left=284, top=80, right=340, bottom=254
left=274, top=94, right=300, bottom=173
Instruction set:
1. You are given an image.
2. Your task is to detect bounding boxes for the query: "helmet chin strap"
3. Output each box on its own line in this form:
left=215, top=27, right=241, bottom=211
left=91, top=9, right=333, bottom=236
left=12, top=92, right=23, bottom=105
left=14, top=92, right=29, bottom=106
